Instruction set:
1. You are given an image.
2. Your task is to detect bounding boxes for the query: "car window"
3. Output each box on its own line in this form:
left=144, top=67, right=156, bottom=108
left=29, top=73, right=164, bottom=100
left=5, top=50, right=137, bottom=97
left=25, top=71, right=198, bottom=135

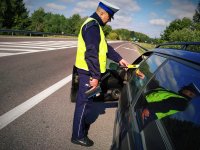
left=129, top=54, right=166, bottom=104
left=135, top=59, right=200, bottom=149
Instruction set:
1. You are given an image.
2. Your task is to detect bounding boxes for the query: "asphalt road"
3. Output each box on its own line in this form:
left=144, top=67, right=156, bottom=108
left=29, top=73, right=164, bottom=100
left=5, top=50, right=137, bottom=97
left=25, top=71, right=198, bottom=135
left=0, top=37, right=140, bottom=150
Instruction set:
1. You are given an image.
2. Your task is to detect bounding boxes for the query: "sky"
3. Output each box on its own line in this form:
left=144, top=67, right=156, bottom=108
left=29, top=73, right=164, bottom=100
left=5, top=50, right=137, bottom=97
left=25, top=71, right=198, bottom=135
left=24, top=0, right=199, bottom=38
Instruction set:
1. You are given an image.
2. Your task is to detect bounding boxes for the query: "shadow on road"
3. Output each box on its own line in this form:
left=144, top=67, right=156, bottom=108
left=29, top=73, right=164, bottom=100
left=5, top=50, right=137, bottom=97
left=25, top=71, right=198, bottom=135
left=85, top=101, right=118, bottom=125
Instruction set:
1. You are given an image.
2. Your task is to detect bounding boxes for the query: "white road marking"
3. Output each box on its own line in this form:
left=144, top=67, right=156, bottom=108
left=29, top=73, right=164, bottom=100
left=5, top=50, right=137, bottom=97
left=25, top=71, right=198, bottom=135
left=0, top=42, right=77, bottom=47
left=0, top=44, right=69, bottom=49
left=0, top=46, right=77, bottom=57
left=0, top=41, right=78, bottom=57
left=0, top=43, right=74, bottom=48
left=123, top=47, right=137, bottom=51
left=48, top=45, right=77, bottom=50
left=0, top=45, right=77, bottom=57
left=115, top=42, right=130, bottom=50
left=0, top=74, right=72, bottom=130
left=0, top=48, right=40, bottom=52
left=0, top=40, right=121, bottom=57
left=0, top=41, right=77, bottom=45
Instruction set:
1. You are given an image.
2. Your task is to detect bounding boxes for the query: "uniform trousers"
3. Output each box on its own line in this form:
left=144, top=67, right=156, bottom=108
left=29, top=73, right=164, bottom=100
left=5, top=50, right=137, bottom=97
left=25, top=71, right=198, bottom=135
left=72, top=73, right=94, bottom=139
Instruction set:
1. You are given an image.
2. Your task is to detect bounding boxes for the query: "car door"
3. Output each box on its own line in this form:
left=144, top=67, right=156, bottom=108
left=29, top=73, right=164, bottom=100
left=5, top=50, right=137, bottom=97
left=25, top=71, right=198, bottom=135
left=115, top=53, right=167, bottom=150
left=130, top=55, right=200, bottom=149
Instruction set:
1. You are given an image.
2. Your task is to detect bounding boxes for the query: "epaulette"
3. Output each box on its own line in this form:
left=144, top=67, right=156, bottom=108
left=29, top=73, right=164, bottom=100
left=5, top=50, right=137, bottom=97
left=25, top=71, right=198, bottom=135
left=84, top=20, right=99, bottom=31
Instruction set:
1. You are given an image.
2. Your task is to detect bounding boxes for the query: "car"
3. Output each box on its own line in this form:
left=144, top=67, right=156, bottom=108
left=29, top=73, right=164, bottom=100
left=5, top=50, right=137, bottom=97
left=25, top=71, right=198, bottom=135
left=111, top=42, right=200, bottom=150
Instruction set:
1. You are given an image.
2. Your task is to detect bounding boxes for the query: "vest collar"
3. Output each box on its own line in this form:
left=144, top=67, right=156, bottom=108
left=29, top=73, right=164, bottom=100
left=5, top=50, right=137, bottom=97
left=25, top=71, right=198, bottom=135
left=90, top=12, right=104, bottom=26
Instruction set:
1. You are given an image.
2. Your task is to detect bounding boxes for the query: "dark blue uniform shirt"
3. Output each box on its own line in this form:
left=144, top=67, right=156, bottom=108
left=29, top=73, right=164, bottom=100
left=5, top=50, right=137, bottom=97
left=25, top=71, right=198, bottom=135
left=77, top=12, right=122, bottom=80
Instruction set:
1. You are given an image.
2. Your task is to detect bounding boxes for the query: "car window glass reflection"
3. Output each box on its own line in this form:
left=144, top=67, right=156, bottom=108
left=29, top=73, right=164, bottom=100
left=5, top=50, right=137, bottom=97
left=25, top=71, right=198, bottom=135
left=141, top=84, right=199, bottom=127
left=135, top=59, right=200, bottom=149
left=129, top=54, right=166, bottom=103
left=137, top=60, right=200, bottom=126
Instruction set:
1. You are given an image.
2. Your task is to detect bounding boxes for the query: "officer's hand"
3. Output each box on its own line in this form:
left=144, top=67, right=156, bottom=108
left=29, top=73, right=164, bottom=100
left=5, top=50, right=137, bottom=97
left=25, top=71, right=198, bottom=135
left=119, top=59, right=129, bottom=68
left=89, top=78, right=98, bottom=90
left=142, top=108, right=150, bottom=120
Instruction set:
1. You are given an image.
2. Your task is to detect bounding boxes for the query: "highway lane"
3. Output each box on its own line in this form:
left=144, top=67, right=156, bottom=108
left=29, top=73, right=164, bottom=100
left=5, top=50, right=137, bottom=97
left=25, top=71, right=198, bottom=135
left=0, top=37, right=77, bottom=42
left=0, top=37, right=140, bottom=150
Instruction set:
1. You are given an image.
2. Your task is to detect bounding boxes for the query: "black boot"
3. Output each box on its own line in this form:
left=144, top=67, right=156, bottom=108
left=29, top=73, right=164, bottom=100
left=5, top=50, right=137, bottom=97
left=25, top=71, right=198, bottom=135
left=71, top=136, right=94, bottom=147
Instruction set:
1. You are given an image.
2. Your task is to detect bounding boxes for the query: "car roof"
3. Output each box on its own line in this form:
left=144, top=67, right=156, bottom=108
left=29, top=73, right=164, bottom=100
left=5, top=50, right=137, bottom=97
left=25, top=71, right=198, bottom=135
left=133, top=42, right=200, bottom=65
left=152, top=48, right=200, bottom=65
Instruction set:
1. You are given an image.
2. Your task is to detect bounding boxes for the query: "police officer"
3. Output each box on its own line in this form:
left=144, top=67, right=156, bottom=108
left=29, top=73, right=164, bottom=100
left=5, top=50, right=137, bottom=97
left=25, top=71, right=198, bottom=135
left=71, top=0, right=129, bottom=147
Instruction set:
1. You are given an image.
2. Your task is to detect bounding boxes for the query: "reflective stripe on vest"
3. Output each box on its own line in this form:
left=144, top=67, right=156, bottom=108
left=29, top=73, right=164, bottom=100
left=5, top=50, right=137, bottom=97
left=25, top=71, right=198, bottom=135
left=75, top=17, right=108, bottom=73
left=145, top=88, right=186, bottom=119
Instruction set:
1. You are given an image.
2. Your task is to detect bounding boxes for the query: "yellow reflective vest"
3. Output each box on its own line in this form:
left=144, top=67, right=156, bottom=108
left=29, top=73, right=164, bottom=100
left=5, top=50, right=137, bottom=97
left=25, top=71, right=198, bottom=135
left=75, top=17, right=108, bottom=73
left=146, top=88, right=186, bottom=119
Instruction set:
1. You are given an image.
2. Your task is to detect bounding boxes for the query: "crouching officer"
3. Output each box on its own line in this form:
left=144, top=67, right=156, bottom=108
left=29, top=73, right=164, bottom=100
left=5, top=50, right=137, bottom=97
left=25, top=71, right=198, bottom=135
left=71, top=0, right=129, bottom=147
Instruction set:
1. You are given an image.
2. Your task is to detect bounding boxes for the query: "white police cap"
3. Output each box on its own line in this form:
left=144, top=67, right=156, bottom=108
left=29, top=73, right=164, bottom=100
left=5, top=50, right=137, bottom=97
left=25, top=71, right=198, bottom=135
left=98, top=0, right=120, bottom=18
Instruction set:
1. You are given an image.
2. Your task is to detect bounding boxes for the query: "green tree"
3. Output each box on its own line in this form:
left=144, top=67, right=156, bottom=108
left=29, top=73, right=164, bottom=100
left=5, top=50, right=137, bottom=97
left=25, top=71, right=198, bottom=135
left=107, top=31, right=119, bottom=40
left=43, top=13, right=67, bottom=34
left=135, top=32, right=151, bottom=43
left=43, top=12, right=53, bottom=32
left=193, top=22, right=200, bottom=30
left=30, top=8, right=46, bottom=32
left=0, top=0, right=30, bottom=29
left=114, top=29, right=131, bottom=40
left=192, top=2, right=200, bottom=31
left=130, top=31, right=135, bottom=39
left=12, top=0, right=30, bottom=29
left=169, top=28, right=200, bottom=42
left=57, top=15, right=68, bottom=34
left=152, top=38, right=166, bottom=44
left=193, top=2, right=200, bottom=23
left=65, top=14, right=83, bottom=35
left=103, top=25, right=112, bottom=37
left=161, top=17, right=192, bottom=41
left=75, top=17, right=87, bottom=35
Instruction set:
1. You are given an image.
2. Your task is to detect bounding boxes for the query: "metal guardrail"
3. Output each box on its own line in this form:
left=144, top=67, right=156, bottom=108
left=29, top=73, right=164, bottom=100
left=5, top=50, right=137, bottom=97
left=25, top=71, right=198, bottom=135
left=0, top=29, right=76, bottom=37
left=156, top=42, right=200, bottom=49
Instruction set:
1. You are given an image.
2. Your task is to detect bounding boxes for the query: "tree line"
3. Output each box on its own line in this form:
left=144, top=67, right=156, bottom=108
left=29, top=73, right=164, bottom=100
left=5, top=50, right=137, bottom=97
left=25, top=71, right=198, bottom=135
left=0, top=0, right=199, bottom=43
left=160, top=2, right=200, bottom=43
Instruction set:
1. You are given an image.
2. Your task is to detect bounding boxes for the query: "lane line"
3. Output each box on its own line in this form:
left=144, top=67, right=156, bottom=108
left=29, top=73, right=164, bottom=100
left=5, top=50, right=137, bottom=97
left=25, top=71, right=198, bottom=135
left=115, top=42, right=130, bottom=50
left=0, top=48, right=40, bottom=52
left=0, top=45, right=76, bottom=51
left=0, top=41, right=125, bottom=57
left=0, top=43, right=76, bottom=47
left=0, top=44, right=62, bottom=49
left=0, top=74, right=72, bottom=130
left=0, top=41, right=77, bottom=44
left=47, top=45, right=77, bottom=50
left=0, top=40, right=118, bottom=55
left=123, top=47, right=137, bottom=51
left=0, top=45, right=77, bottom=57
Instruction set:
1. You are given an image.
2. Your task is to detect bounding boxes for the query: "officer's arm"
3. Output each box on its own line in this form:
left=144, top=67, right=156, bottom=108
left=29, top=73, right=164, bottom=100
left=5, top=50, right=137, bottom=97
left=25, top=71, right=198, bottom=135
left=83, top=21, right=101, bottom=80
left=146, top=97, right=188, bottom=113
left=107, top=45, right=122, bottom=62
left=107, top=45, right=129, bottom=67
